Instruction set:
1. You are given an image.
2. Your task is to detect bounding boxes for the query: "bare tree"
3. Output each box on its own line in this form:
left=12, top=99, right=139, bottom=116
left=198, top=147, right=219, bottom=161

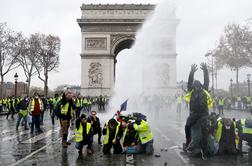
left=16, top=34, right=41, bottom=96
left=205, top=48, right=224, bottom=94
left=35, top=34, right=60, bottom=97
left=0, top=23, right=20, bottom=98
left=214, top=23, right=252, bottom=94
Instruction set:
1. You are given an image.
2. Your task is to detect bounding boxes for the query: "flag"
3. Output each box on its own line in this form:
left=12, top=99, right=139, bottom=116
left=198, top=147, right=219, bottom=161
left=120, top=99, right=128, bottom=112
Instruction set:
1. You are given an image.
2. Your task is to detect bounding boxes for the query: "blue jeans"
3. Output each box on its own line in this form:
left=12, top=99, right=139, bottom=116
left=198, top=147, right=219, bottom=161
left=138, top=140, right=154, bottom=155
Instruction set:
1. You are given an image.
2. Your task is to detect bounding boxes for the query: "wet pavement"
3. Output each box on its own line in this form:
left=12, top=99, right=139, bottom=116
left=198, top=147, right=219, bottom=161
left=0, top=107, right=252, bottom=166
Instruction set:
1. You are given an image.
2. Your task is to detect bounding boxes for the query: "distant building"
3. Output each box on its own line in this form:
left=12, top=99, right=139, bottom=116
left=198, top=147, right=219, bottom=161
left=229, top=81, right=252, bottom=96
left=2, top=82, right=27, bottom=98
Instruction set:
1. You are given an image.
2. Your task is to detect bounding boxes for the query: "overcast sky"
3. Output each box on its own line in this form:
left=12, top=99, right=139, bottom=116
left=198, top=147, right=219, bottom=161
left=1, top=0, right=252, bottom=91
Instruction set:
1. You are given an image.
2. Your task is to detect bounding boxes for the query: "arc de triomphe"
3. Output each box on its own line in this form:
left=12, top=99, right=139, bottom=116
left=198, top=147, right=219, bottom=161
left=77, top=4, right=177, bottom=96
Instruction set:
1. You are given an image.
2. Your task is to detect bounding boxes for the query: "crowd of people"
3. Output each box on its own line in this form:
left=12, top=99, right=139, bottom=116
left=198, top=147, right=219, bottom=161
left=180, top=63, right=252, bottom=160
left=0, top=92, right=154, bottom=156
left=1, top=62, right=252, bottom=160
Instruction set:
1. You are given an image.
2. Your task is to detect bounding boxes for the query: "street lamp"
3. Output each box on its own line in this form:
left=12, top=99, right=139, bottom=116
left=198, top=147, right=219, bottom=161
left=26, top=79, right=29, bottom=96
left=230, top=78, right=233, bottom=98
left=247, top=74, right=251, bottom=97
left=14, top=73, right=18, bottom=98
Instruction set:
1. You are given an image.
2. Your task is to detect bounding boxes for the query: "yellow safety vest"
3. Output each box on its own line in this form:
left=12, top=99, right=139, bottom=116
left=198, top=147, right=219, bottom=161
left=29, top=99, right=43, bottom=112
left=76, top=99, right=81, bottom=107
left=60, top=103, right=70, bottom=115
left=184, top=89, right=213, bottom=109
left=133, top=120, right=153, bottom=144
left=241, top=119, right=252, bottom=134
left=177, top=96, right=182, bottom=104
left=20, top=109, right=28, bottom=117
left=218, top=99, right=224, bottom=106
left=215, top=118, right=237, bottom=144
left=75, top=122, right=91, bottom=142
left=103, top=121, right=120, bottom=145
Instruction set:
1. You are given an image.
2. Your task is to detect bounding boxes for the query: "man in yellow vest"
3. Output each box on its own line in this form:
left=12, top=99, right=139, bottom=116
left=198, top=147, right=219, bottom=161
left=6, top=97, right=16, bottom=119
left=217, top=96, right=224, bottom=115
left=16, top=97, right=29, bottom=130
left=55, top=91, right=76, bottom=148
left=51, top=93, right=61, bottom=125
left=75, top=96, right=82, bottom=119
left=183, top=63, right=213, bottom=158
left=177, top=95, right=183, bottom=113
left=236, top=118, right=252, bottom=152
left=29, top=93, right=43, bottom=134
left=133, top=118, right=154, bottom=155
left=75, top=114, right=93, bottom=154
left=103, top=118, right=123, bottom=154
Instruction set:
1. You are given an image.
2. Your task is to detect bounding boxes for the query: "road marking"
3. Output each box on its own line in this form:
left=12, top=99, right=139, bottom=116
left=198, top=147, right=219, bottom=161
left=1, top=130, right=31, bottom=142
left=126, top=154, right=134, bottom=166
left=22, top=127, right=60, bottom=144
left=169, top=145, right=179, bottom=150
left=174, top=149, right=188, bottom=165
left=10, top=137, right=62, bottom=166
left=154, top=128, right=171, bottom=142
left=154, top=127, right=188, bottom=165
left=10, top=132, right=76, bottom=166
left=1, top=129, right=17, bottom=135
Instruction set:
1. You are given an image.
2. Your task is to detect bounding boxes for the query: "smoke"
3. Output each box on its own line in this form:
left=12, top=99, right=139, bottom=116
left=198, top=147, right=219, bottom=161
left=108, top=0, right=178, bottom=118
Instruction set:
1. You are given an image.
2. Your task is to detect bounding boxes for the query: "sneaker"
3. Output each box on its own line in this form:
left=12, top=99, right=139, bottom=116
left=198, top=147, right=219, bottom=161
left=201, top=150, right=207, bottom=160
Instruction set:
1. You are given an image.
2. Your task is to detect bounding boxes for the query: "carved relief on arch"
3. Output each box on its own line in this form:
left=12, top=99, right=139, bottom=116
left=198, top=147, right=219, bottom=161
left=88, top=62, right=103, bottom=87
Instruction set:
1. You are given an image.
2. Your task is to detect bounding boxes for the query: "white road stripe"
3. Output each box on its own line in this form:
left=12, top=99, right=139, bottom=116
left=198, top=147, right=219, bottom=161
left=22, top=127, right=60, bottom=144
left=174, top=149, right=189, bottom=165
left=10, top=132, right=76, bottom=166
left=154, top=128, right=171, bottom=142
left=1, top=130, right=31, bottom=142
left=154, top=127, right=189, bottom=165
left=125, top=154, right=134, bottom=166
left=10, top=137, right=62, bottom=166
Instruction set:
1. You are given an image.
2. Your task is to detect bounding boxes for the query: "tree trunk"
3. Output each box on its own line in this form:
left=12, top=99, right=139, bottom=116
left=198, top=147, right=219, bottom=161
left=44, top=72, right=48, bottom=98
left=0, top=75, right=3, bottom=98
left=27, top=76, right=31, bottom=97
left=236, top=68, right=239, bottom=95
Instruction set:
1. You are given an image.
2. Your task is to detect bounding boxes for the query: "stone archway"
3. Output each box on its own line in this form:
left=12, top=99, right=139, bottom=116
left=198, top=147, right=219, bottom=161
left=77, top=4, right=177, bottom=96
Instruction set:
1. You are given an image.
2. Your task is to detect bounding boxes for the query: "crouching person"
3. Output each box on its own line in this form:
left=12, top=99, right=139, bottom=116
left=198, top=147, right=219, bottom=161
left=103, top=118, right=122, bottom=154
left=75, top=114, right=93, bottom=154
left=236, top=118, right=252, bottom=152
left=122, top=121, right=139, bottom=154
left=133, top=119, right=154, bottom=155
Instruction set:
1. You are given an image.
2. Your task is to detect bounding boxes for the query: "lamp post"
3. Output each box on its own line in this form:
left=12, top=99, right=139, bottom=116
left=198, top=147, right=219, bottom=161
left=230, top=78, right=233, bottom=98
left=247, top=74, right=251, bottom=97
left=14, top=73, right=18, bottom=98
left=26, top=79, right=29, bottom=96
